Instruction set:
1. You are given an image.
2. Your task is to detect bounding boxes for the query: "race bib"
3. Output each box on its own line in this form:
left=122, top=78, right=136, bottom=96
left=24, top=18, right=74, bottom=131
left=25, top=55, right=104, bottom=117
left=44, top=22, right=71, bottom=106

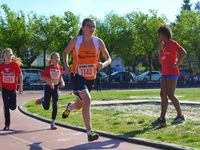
left=2, top=73, right=15, bottom=83
left=50, top=69, right=60, bottom=80
left=161, top=56, right=166, bottom=60
left=78, top=64, right=95, bottom=77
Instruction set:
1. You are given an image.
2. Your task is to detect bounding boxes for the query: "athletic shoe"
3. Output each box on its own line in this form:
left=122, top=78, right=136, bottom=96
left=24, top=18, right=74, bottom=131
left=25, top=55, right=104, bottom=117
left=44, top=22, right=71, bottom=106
left=51, top=122, right=57, bottom=130
left=3, top=125, right=10, bottom=131
left=151, top=117, right=166, bottom=126
left=62, top=103, right=71, bottom=119
left=88, top=131, right=99, bottom=142
left=171, top=115, right=185, bottom=125
left=35, top=97, right=44, bottom=105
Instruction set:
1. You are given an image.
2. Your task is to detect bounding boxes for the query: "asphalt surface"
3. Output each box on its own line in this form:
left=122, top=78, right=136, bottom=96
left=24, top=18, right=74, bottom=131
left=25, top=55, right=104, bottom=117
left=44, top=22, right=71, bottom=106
left=0, top=91, right=159, bottom=150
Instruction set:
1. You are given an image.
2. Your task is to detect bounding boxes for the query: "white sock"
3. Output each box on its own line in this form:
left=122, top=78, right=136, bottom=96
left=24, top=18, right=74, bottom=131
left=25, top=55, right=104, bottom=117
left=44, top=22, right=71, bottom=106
left=87, top=130, right=92, bottom=135
left=67, top=104, right=72, bottom=111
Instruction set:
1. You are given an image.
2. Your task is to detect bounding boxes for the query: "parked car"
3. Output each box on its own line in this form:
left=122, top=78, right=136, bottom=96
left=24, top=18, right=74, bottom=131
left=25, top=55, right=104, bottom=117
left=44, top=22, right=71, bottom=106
left=178, top=69, right=192, bottom=82
left=136, top=71, right=161, bottom=82
left=22, top=69, right=42, bottom=83
left=109, top=71, right=135, bottom=82
left=97, top=71, right=109, bottom=82
left=195, top=73, right=200, bottom=81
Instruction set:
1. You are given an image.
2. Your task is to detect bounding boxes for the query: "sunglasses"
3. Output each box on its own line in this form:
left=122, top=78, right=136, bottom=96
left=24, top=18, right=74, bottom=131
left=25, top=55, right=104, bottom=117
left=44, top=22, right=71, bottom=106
left=85, top=24, right=96, bottom=29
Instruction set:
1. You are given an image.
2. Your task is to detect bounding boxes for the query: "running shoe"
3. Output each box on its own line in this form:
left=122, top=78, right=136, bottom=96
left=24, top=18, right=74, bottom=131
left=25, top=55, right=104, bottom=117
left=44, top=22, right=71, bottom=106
left=151, top=117, right=166, bottom=126
left=88, top=131, right=99, bottom=142
left=51, top=122, right=57, bottom=130
left=62, top=103, right=71, bottom=119
left=171, top=115, right=185, bottom=125
left=35, top=97, right=44, bottom=105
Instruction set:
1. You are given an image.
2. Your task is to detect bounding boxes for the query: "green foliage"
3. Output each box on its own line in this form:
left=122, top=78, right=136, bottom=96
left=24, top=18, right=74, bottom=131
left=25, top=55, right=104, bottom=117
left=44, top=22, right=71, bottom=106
left=0, top=4, right=79, bottom=67
left=0, top=3, right=200, bottom=73
left=126, top=10, right=166, bottom=72
left=0, top=4, right=35, bottom=65
left=173, top=10, right=200, bottom=72
left=95, top=10, right=166, bottom=72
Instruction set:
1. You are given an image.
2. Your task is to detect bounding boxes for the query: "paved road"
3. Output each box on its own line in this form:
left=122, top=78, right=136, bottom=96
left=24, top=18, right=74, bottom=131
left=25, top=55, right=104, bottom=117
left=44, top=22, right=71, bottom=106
left=0, top=91, right=160, bottom=150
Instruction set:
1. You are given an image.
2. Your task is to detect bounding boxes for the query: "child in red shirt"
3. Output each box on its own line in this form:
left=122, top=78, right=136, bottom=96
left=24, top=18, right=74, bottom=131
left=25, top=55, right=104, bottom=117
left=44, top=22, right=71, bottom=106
left=152, top=26, right=187, bottom=126
left=0, top=48, right=23, bottom=130
left=35, top=52, right=65, bottom=130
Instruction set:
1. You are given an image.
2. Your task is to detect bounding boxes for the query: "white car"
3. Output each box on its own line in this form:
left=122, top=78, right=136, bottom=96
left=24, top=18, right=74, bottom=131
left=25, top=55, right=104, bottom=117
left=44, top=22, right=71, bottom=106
left=22, top=69, right=42, bottom=83
left=136, top=71, right=161, bottom=82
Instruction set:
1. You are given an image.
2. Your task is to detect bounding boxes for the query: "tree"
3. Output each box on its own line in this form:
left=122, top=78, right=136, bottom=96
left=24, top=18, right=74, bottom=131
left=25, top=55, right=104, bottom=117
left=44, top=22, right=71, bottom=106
left=182, top=0, right=192, bottom=11
left=173, top=10, right=200, bottom=72
left=95, top=12, right=129, bottom=74
left=0, top=4, right=37, bottom=66
left=195, top=1, right=200, bottom=13
left=28, top=11, right=79, bottom=68
left=0, top=4, right=79, bottom=67
left=96, top=11, right=166, bottom=75
left=126, top=10, right=166, bottom=79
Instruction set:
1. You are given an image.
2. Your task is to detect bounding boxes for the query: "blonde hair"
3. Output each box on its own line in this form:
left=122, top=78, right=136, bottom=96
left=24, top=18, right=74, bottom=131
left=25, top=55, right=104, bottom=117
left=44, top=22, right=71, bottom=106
left=2, top=48, right=23, bottom=66
left=48, top=52, right=60, bottom=65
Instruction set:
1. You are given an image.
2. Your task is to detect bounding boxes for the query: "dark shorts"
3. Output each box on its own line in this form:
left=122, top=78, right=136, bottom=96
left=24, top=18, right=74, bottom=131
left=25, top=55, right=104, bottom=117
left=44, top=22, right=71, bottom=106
left=162, top=75, right=179, bottom=79
left=71, top=74, right=95, bottom=94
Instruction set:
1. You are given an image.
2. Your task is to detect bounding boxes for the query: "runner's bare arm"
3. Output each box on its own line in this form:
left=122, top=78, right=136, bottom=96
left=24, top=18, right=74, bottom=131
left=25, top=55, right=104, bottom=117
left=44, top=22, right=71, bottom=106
left=98, top=39, right=111, bottom=70
left=59, top=76, right=65, bottom=88
left=177, top=48, right=187, bottom=66
left=63, top=38, right=76, bottom=68
left=19, top=73, right=23, bottom=94
left=40, top=76, right=53, bottom=85
left=158, top=41, right=163, bottom=64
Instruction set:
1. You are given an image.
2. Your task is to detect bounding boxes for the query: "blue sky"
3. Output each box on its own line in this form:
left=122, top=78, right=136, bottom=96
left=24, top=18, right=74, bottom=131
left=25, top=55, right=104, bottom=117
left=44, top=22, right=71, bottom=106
left=0, top=0, right=199, bottom=22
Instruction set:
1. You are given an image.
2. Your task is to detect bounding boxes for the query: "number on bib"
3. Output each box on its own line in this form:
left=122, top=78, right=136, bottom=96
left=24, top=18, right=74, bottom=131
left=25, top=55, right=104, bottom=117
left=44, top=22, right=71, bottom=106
left=2, top=73, right=15, bottom=83
left=78, top=64, right=95, bottom=77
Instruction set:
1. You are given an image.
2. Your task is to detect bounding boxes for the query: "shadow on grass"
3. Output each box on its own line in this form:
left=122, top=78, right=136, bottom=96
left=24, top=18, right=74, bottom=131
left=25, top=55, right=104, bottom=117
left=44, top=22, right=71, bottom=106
left=57, top=139, right=121, bottom=150
left=124, top=124, right=167, bottom=137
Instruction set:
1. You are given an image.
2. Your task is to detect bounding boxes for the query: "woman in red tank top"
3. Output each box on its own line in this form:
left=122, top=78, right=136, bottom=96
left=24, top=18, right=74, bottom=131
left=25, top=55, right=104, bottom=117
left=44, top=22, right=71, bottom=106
left=152, top=26, right=187, bottom=126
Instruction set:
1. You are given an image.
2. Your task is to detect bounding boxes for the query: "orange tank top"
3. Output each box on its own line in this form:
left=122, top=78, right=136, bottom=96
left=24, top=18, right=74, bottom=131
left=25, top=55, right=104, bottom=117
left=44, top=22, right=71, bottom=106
left=71, top=36, right=100, bottom=80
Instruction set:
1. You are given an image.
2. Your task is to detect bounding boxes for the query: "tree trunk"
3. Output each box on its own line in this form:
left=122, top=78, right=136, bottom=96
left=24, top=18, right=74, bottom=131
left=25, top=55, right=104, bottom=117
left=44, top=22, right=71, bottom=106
left=198, top=55, right=200, bottom=71
left=148, top=52, right=152, bottom=81
left=132, top=64, right=136, bottom=73
left=27, top=63, right=31, bottom=68
left=43, top=49, right=46, bottom=69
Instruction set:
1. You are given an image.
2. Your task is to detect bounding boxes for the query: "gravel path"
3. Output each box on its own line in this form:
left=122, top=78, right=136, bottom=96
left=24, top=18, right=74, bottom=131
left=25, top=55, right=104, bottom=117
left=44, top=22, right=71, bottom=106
left=93, top=103, right=200, bottom=121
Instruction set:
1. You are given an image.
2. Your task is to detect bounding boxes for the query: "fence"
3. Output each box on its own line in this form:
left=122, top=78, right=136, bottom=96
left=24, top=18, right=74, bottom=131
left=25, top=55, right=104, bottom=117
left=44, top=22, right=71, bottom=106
left=22, top=81, right=200, bottom=91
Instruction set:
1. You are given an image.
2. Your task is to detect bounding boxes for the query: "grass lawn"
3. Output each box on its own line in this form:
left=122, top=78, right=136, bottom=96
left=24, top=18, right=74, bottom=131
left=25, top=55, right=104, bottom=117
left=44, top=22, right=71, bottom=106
left=24, top=88, right=200, bottom=149
left=59, top=88, right=200, bottom=104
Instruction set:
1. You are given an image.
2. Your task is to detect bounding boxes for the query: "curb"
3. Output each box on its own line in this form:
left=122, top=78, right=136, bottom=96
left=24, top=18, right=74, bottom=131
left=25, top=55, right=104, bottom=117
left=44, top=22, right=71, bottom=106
left=18, top=105, right=194, bottom=150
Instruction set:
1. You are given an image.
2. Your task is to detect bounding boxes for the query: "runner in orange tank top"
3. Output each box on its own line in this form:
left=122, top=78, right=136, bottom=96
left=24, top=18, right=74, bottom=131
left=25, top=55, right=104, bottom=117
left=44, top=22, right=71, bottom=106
left=71, top=35, right=100, bottom=80
left=62, top=18, right=111, bottom=142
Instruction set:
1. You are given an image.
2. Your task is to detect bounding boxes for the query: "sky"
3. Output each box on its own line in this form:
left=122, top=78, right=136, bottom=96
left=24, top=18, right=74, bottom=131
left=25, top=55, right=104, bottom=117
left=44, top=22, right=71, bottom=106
left=0, top=0, right=199, bottom=22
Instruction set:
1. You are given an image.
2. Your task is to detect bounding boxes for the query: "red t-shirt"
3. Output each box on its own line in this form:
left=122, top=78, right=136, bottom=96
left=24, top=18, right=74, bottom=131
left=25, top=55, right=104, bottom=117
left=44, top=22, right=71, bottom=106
left=41, top=64, right=63, bottom=80
left=160, top=40, right=182, bottom=75
left=0, top=62, right=22, bottom=90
